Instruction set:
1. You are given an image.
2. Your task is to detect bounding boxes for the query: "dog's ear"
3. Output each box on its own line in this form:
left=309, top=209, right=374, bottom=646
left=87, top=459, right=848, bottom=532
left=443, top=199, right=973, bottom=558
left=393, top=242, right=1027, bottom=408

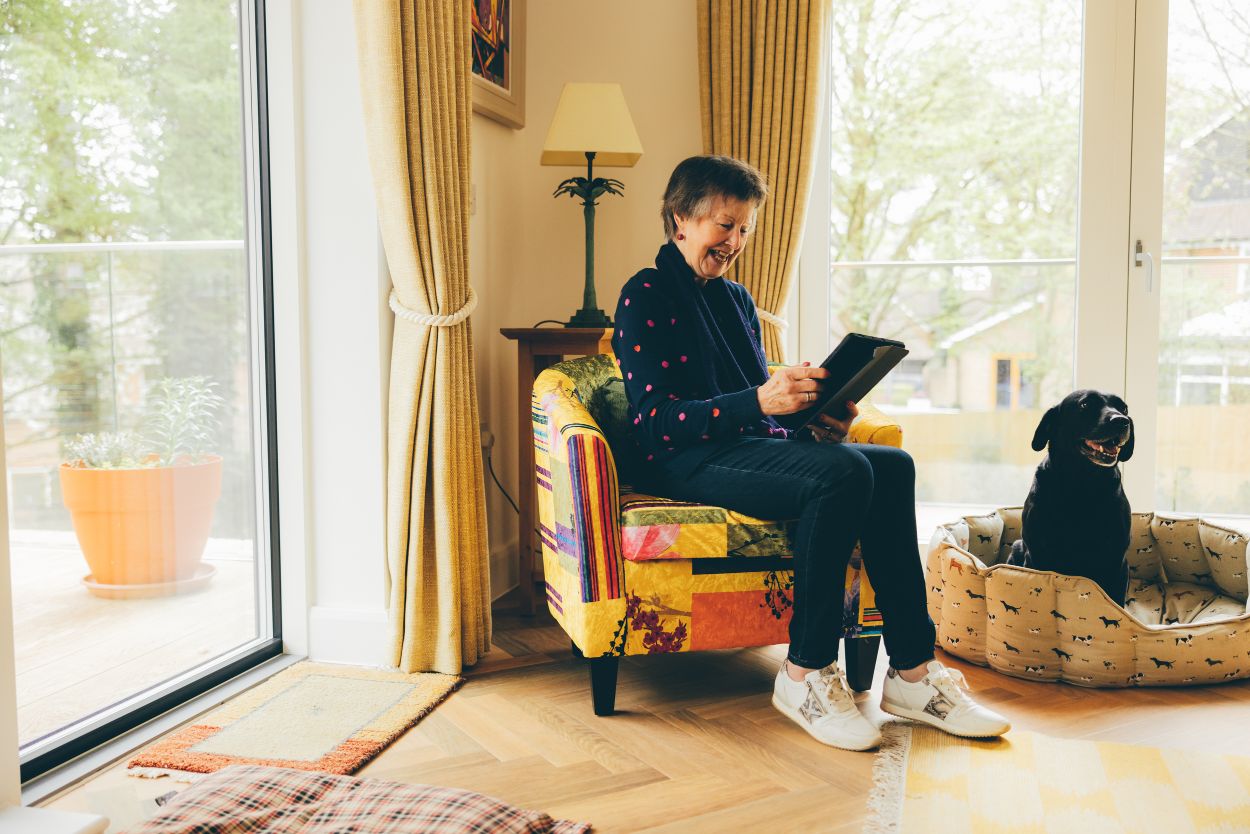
left=1120, top=416, right=1135, bottom=462
left=1032, top=405, right=1059, bottom=452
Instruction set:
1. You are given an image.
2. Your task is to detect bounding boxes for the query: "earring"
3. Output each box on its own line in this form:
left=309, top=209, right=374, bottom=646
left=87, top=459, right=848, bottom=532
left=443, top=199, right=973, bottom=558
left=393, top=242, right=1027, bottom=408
left=676, top=231, right=685, bottom=241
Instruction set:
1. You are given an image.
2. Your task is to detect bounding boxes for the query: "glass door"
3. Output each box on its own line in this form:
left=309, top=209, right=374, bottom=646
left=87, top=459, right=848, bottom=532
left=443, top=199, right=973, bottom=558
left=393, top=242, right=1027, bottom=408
left=805, top=0, right=1087, bottom=536
left=1124, top=0, right=1250, bottom=525
left=804, top=0, right=1246, bottom=538
left=0, top=0, right=281, bottom=778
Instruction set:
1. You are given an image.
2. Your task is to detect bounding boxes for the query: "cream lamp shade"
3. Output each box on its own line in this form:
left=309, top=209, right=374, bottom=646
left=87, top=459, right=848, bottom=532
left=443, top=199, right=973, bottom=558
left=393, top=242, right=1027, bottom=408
left=541, top=83, right=643, bottom=166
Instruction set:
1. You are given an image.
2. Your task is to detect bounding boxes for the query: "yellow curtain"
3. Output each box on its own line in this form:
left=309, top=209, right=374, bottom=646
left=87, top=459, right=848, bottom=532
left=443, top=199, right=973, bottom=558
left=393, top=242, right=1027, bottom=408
left=353, top=0, right=491, bottom=673
left=698, top=0, right=829, bottom=362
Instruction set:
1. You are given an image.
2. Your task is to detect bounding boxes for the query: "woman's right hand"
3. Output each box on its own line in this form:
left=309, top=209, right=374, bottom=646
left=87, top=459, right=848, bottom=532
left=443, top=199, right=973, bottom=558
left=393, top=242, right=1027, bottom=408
left=756, top=363, right=830, bottom=415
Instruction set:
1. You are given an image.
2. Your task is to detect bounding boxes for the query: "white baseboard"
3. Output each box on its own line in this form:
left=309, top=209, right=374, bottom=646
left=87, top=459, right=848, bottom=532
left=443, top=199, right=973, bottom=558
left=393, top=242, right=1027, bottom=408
left=489, top=538, right=519, bottom=602
left=307, top=606, right=389, bottom=666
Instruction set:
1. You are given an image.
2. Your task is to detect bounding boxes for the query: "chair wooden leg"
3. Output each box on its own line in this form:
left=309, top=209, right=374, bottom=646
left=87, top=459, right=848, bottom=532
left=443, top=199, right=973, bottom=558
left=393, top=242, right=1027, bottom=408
left=588, top=655, right=619, bottom=716
left=571, top=640, right=619, bottom=715
left=844, top=635, right=881, bottom=692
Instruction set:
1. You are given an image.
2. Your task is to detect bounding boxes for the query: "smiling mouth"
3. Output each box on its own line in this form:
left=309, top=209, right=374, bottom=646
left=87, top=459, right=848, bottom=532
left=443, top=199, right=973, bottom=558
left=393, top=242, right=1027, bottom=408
left=708, top=248, right=734, bottom=265
left=1079, top=438, right=1122, bottom=467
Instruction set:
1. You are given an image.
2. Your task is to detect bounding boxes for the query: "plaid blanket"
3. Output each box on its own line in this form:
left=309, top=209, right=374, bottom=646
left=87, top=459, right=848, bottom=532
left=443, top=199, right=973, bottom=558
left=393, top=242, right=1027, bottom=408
left=122, top=765, right=590, bottom=833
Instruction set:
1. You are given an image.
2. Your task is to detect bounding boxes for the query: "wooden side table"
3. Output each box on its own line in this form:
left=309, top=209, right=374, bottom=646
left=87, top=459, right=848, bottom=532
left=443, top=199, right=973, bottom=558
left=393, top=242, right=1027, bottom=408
left=501, top=327, right=614, bottom=614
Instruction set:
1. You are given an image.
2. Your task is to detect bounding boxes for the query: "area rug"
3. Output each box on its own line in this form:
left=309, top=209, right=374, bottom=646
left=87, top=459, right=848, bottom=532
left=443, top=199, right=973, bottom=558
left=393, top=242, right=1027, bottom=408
left=865, top=723, right=1250, bottom=833
left=128, top=662, right=460, bottom=778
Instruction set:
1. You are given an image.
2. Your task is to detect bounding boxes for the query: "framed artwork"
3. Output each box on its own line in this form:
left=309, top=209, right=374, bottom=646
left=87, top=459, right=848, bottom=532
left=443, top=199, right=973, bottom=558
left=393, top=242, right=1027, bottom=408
left=471, top=0, right=526, bottom=129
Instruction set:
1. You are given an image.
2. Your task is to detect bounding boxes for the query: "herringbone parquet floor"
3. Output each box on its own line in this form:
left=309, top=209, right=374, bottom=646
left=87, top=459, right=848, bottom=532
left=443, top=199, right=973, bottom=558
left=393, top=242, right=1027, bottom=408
left=48, top=598, right=1250, bottom=833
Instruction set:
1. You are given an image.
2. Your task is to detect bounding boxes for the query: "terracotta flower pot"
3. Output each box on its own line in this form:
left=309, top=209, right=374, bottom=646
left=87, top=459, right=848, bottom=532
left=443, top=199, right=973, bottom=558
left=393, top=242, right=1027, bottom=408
left=59, top=455, right=223, bottom=588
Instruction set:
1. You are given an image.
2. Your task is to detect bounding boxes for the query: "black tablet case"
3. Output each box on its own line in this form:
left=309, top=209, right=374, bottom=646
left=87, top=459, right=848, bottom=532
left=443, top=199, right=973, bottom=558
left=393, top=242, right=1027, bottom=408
left=774, top=333, right=908, bottom=432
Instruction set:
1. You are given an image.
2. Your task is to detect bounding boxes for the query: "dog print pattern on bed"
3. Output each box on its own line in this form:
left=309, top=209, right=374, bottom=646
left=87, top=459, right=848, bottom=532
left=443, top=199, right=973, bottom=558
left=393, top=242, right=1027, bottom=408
left=925, top=509, right=1250, bottom=687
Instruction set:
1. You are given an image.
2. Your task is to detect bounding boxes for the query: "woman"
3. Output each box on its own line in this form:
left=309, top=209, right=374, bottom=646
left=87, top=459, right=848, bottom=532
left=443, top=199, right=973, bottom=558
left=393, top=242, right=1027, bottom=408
left=611, top=155, right=1009, bottom=751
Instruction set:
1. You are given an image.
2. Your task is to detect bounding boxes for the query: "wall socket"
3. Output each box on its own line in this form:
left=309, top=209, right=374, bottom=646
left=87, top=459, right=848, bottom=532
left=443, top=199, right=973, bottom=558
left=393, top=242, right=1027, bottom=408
left=479, top=420, right=494, bottom=450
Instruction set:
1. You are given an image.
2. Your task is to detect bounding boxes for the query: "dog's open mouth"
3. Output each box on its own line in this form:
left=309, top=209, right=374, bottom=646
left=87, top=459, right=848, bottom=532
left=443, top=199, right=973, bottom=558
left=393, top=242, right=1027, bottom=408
left=1080, top=438, right=1122, bottom=467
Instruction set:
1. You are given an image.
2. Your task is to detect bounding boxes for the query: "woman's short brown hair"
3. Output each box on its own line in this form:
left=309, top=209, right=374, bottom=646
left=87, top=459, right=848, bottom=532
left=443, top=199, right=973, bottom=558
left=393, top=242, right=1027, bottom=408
left=660, top=155, right=768, bottom=240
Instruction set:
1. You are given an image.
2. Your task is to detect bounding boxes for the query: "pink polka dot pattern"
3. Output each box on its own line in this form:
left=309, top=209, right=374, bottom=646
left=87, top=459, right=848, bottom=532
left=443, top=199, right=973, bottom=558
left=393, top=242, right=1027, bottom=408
left=680, top=355, right=688, bottom=362
left=712, top=408, right=721, bottom=417
left=661, top=360, right=669, bottom=368
left=646, top=320, right=655, bottom=327
left=645, top=384, right=653, bottom=391
left=678, top=412, right=686, bottom=421
left=624, top=298, right=631, bottom=306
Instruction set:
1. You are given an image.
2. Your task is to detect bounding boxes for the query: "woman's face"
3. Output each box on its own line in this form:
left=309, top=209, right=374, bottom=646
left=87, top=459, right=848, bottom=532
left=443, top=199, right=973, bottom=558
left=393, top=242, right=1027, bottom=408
left=673, top=196, right=757, bottom=281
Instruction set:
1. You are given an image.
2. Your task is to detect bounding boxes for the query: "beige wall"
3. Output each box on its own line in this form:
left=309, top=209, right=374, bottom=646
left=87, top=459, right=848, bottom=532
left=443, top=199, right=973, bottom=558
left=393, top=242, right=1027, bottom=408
left=470, top=1, right=703, bottom=593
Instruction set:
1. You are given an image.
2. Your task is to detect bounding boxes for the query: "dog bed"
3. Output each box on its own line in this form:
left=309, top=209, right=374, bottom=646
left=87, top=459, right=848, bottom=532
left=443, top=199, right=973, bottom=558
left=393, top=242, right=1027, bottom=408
left=925, top=508, right=1250, bottom=686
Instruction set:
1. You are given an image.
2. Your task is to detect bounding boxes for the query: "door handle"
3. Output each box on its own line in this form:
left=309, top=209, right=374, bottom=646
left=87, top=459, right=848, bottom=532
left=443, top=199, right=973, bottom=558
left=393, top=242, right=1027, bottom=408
left=1134, top=240, right=1154, bottom=292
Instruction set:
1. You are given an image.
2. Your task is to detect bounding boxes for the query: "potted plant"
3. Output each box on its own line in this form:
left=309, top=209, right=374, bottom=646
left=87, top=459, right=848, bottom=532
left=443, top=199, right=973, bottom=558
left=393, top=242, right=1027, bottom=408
left=59, top=377, right=226, bottom=596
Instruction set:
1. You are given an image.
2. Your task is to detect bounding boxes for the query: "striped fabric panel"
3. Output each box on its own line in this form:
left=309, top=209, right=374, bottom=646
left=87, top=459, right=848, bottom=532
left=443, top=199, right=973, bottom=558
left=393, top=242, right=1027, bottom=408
left=531, top=398, right=550, bottom=454
left=545, top=583, right=565, bottom=615
left=568, top=432, right=623, bottom=603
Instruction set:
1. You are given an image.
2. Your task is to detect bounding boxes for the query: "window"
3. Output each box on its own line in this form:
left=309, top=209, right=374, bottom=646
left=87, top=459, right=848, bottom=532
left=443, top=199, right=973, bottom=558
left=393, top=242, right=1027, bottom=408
left=0, top=0, right=280, bottom=779
left=993, top=355, right=1040, bottom=411
left=807, top=0, right=1082, bottom=517
left=803, top=1, right=1250, bottom=533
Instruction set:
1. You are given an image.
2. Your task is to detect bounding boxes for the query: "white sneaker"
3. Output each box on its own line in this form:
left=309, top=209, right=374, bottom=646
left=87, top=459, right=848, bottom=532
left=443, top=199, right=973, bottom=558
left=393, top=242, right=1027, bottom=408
left=880, top=660, right=1011, bottom=738
left=772, top=660, right=882, bottom=751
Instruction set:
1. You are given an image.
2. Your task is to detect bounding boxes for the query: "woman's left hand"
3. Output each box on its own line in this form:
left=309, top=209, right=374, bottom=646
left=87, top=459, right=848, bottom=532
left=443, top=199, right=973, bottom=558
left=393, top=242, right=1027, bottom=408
left=808, top=402, right=858, bottom=443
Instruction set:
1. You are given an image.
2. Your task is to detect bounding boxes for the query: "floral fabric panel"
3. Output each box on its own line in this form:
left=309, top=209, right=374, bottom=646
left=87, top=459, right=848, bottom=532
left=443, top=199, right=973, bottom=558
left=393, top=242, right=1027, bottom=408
left=613, top=552, right=881, bottom=656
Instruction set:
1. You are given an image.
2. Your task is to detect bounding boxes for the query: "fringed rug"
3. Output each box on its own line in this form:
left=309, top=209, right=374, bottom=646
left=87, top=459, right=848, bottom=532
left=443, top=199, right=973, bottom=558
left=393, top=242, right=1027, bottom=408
left=865, top=724, right=1250, bottom=832
left=128, top=662, right=460, bottom=779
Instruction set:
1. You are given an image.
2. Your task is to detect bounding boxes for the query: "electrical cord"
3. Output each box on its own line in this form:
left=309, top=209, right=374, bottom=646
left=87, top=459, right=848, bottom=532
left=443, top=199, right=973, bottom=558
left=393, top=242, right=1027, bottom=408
left=486, top=449, right=521, bottom=515
left=530, top=319, right=565, bottom=328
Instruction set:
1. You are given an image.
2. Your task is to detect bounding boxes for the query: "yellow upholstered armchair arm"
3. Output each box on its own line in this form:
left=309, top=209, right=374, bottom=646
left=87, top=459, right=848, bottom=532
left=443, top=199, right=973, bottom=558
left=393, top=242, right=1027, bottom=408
left=531, top=360, right=627, bottom=657
left=849, top=402, right=903, bottom=447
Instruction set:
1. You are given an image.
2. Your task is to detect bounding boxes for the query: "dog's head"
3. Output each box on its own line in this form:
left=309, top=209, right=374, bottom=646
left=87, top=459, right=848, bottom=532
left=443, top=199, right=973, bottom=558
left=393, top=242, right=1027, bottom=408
left=1031, top=389, right=1134, bottom=467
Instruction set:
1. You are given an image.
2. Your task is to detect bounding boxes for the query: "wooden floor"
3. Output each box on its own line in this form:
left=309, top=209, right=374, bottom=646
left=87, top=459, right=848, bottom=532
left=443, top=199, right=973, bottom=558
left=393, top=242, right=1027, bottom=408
left=11, top=530, right=257, bottom=744
left=45, top=598, right=1250, bottom=833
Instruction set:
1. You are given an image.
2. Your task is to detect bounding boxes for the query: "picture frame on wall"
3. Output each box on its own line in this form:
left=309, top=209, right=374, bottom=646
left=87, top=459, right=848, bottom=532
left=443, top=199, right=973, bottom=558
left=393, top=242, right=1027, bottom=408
left=471, top=0, right=526, bottom=129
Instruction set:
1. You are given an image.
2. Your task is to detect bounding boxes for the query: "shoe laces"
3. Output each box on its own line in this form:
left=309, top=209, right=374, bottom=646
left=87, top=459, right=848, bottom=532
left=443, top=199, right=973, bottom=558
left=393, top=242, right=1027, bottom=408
left=816, top=664, right=859, bottom=716
left=925, top=664, right=973, bottom=707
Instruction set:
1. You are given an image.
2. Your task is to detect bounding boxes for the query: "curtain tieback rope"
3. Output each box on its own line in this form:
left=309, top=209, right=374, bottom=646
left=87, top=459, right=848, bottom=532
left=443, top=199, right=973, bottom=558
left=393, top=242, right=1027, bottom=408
left=389, top=286, right=477, bottom=326
left=756, top=307, right=789, bottom=331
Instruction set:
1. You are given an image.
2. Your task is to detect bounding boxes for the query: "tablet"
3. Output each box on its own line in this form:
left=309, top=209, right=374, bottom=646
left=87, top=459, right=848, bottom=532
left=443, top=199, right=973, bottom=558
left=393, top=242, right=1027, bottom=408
left=776, top=333, right=909, bottom=432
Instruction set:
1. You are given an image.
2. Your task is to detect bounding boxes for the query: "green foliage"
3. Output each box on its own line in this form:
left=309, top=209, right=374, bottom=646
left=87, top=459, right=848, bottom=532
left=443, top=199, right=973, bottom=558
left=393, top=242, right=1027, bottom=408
left=64, top=376, right=223, bottom=469
left=143, top=376, right=225, bottom=466
left=63, top=431, right=145, bottom=469
left=828, top=0, right=1083, bottom=339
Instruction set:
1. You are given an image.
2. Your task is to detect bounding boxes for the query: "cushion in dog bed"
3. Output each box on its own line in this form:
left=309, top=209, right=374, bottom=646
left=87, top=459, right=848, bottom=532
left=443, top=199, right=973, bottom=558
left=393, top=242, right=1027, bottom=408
left=925, top=509, right=1250, bottom=687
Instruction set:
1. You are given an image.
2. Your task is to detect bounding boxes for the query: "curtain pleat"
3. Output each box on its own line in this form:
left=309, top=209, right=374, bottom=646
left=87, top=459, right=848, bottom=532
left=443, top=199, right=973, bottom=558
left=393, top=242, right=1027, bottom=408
left=698, top=0, right=829, bottom=362
left=354, top=0, right=491, bottom=674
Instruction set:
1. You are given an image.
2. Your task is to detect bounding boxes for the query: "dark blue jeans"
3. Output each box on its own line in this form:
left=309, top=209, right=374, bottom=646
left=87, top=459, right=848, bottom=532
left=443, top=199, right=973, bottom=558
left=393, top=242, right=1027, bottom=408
left=650, top=437, right=936, bottom=671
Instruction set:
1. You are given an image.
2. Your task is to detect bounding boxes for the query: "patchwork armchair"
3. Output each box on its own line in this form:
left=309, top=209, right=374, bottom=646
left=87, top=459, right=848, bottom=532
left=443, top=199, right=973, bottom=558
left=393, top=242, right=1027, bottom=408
left=532, top=354, right=903, bottom=715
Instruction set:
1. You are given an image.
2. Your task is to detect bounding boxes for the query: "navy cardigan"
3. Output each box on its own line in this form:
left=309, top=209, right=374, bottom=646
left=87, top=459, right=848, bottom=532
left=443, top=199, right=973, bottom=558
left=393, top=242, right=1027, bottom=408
left=611, top=243, right=787, bottom=478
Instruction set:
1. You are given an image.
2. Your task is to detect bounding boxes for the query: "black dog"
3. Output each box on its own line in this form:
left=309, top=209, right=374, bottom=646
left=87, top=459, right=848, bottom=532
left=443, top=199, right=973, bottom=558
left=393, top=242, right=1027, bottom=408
left=1007, top=390, right=1134, bottom=605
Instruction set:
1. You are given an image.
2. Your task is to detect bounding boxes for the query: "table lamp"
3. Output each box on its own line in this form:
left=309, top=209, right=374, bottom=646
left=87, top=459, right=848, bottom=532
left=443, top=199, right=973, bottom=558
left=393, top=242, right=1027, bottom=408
left=541, top=83, right=643, bottom=328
